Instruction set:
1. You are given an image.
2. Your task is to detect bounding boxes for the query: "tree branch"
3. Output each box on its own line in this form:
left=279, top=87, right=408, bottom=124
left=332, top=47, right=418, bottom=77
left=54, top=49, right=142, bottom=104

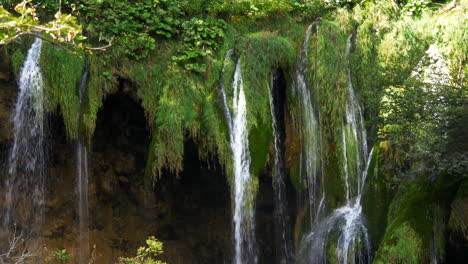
left=1, top=32, right=113, bottom=55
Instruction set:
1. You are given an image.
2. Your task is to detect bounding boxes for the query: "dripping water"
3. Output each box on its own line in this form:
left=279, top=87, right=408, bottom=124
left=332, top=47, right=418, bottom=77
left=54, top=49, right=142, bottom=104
left=2, top=38, right=46, bottom=248
left=344, top=35, right=368, bottom=198
left=297, top=34, right=373, bottom=264
left=221, top=58, right=257, bottom=264
left=296, top=23, right=324, bottom=225
left=76, top=71, right=89, bottom=264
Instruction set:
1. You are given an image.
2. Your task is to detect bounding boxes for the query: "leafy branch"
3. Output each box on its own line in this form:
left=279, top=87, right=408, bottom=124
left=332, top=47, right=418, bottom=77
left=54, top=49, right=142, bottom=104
left=0, top=0, right=111, bottom=53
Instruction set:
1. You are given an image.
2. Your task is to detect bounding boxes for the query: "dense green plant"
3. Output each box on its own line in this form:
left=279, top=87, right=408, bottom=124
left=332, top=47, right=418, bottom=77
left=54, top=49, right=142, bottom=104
left=172, top=17, right=225, bottom=72
left=118, top=236, right=167, bottom=264
left=402, top=0, right=432, bottom=16
left=46, top=249, right=73, bottom=264
left=78, top=0, right=183, bottom=59
left=40, top=41, right=85, bottom=139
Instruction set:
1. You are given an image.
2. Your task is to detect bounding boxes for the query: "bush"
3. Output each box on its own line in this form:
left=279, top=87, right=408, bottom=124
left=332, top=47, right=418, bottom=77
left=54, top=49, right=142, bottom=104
left=118, top=237, right=167, bottom=264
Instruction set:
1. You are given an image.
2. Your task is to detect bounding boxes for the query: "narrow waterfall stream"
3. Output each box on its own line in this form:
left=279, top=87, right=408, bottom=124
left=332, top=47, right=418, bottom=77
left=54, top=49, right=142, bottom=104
left=270, top=71, right=293, bottom=264
left=76, top=71, right=89, bottom=264
left=296, top=23, right=324, bottom=224
left=343, top=35, right=368, bottom=198
left=297, top=34, right=373, bottom=264
left=2, top=38, right=46, bottom=246
left=222, top=59, right=257, bottom=264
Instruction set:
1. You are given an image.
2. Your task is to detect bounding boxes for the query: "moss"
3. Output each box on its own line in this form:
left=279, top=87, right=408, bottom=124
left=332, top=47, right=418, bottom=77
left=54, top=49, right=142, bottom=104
left=361, top=143, right=393, bottom=248
left=374, top=223, right=423, bottom=264
left=343, top=125, right=359, bottom=197
left=248, top=117, right=272, bottom=178
left=235, top=32, right=295, bottom=178
left=323, top=145, right=347, bottom=210
left=40, top=42, right=85, bottom=139
left=373, top=170, right=459, bottom=263
left=10, top=48, right=24, bottom=78
left=81, top=53, right=116, bottom=142
left=307, top=20, right=347, bottom=163
left=239, top=31, right=295, bottom=127
left=138, top=41, right=233, bottom=181
left=351, top=20, right=383, bottom=138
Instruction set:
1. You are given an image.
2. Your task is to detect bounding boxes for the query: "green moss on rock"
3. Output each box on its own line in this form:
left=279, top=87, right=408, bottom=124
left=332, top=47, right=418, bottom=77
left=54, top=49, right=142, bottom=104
left=374, top=223, right=423, bottom=264
left=40, top=42, right=85, bottom=139
left=361, top=143, right=393, bottom=248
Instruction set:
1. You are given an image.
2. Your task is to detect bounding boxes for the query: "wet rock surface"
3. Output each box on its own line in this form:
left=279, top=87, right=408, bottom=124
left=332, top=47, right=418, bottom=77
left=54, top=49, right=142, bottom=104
left=0, top=87, right=282, bottom=263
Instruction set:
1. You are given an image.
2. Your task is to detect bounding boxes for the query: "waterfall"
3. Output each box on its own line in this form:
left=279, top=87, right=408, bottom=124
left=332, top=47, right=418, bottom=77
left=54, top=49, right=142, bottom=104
left=270, top=71, right=293, bottom=264
left=297, top=35, right=373, bottom=264
left=344, top=35, right=368, bottom=198
left=76, top=71, right=89, bottom=264
left=2, top=38, right=46, bottom=244
left=296, top=23, right=324, bottom=224
left=221, top=59, right=257, bottom=264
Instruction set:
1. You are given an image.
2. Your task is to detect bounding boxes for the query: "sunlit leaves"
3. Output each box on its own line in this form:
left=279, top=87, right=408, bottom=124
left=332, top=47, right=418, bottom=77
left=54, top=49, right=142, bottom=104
left=0, top=0, right=83, bottom=48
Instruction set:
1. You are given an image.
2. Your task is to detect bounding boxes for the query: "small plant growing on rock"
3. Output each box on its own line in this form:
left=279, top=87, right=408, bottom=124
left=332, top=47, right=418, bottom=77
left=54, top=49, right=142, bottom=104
left=118, top=236, right=167, bottom=264
left=45, top=249, right=72, bottom=264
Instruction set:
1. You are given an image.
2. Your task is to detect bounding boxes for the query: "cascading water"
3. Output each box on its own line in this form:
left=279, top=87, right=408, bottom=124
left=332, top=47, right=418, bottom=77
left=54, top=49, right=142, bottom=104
left=297, top=35, right=373, bottom=264
left=221, top=59, right=257, bottom=264
left=1, top=38, right=46, bottom=246
left=270, top=71, right=293, bottom=264
left=343, top=35, right=368, bottom=198
left=296, top=23, right=324, bottom=223
left=76, top=71, right=89, bottom=264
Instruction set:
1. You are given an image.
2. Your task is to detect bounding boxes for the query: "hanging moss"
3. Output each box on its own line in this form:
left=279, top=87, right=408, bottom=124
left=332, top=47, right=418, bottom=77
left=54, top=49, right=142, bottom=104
left=236, top=32, right=295, bottom=177
left=80, top=54, right=117, bottom=143
left=351, top=20, right=384, bottom=138
left=40, top=42, right=85, bottom=139
left=139, top=39, right=234, bottom=182
left=307, top=20, right=348, bottom=161
left=304, top=20, right=349, bottom=207
left=239, top=32, right=295, bottom=125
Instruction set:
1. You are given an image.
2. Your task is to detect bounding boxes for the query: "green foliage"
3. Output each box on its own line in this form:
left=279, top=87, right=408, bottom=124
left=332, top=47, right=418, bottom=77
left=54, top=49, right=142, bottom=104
left=378, top=19, right=428, bottom=85
left=402, top=0, right=432, bottom=16
left=172, top=17, right=225, bottom=72
left=78, top=0, right=184, bottom=59
left=0, top=1, right=85, bottom=48
left=118, top=236, right=167, bottom=264
left=46, top=249, right=73, bottom=264
left=207, top=0, right=294, bottom=18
